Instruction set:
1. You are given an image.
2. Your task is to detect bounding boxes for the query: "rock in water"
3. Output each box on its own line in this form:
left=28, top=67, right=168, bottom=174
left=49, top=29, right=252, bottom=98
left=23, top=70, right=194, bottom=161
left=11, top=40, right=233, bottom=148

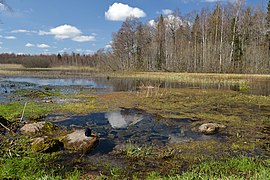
left=61, top=130, right=98, bottom=154
left=198, top=123, right=226, bottom=135
left=85, top=128, right=92, bottom=137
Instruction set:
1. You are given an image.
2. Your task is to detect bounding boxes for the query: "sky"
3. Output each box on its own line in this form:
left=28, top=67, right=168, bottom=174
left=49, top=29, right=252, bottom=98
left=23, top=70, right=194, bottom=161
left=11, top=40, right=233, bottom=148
left=0, top=0, right=268, bottom=55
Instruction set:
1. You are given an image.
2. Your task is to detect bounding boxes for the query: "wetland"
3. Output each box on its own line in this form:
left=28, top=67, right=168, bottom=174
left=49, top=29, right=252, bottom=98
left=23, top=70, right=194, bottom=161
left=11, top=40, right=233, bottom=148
left=0, top=68, right=270, bottom=179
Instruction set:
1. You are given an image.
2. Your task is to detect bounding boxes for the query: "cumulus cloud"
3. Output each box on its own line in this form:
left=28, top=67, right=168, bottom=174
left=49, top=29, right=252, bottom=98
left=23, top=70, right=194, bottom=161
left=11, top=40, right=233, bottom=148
left=148, top=19, right=156, bottom=27
left=148, top=14, right=187, bottom=29
left=39, top=24, right=81, bottom=39
left=25, top=43, right=35, bottom=47
left=72, top=35, right=95, bottom=42
left=162, top=9, right=173, bottom=15
left=105, top=3, right=146, bottom=21
left=39, top=24, right=95, bottom=42
left=4, top=36, right=16, bottom=39
left=37, top=44, right=50, bottom=48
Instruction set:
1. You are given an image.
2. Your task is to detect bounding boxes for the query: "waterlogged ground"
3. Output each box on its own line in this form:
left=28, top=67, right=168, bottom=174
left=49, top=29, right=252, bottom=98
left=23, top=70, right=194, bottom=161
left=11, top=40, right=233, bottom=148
left=0, top=75, right=270, bottom=179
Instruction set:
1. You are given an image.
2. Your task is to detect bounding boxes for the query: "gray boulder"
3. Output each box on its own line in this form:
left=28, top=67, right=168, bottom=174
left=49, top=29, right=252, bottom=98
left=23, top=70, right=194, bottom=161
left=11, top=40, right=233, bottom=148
left=198, top=123, right=226, bottom=135
left=61, top=130, right=98, bottom=153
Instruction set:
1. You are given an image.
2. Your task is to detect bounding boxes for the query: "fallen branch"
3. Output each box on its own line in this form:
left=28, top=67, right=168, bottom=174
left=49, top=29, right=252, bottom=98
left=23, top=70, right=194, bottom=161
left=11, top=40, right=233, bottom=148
left=20, top=102, right=27, bottom=122
left=0, top=122, right=10, bottom=131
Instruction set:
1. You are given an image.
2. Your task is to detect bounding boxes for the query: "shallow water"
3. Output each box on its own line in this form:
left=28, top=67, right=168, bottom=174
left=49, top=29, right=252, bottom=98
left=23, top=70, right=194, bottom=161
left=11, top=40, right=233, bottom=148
left=46, top=108, right=223, bottom=154
left=1, top=76, right=270, bottom=96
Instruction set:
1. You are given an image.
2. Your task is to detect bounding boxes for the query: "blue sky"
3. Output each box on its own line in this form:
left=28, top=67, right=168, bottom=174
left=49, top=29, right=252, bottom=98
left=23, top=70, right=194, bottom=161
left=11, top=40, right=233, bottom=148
left=0, top=0, right=268, bottom=55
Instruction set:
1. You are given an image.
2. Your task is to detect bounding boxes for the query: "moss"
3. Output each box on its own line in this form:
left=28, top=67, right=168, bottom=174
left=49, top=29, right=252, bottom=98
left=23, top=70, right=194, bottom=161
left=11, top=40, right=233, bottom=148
left=43, top=121, right=58, bottom=133
left=31, top=137, right=63, bottom=153
left=59, top=94, right=108, bottom=114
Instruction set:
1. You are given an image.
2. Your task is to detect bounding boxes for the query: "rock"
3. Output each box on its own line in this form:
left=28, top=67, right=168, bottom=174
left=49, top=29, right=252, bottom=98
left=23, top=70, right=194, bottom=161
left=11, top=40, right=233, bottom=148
left=20, top=121, right=57, bottom=135
left=61, top=130, right=98, bottom=154
left=31, top=137, right=63, bottom=153
left=198, top=123, right=226, bottom=135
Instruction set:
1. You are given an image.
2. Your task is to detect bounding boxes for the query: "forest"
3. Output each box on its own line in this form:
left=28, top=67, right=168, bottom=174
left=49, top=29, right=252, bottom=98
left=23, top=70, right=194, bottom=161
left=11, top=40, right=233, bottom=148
left=1, top=0, right=270, bottom=74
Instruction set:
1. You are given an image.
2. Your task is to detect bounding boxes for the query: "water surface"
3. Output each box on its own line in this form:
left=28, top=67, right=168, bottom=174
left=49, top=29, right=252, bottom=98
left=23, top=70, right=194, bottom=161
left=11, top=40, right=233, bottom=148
left=46, top=108, right=223, bottom=154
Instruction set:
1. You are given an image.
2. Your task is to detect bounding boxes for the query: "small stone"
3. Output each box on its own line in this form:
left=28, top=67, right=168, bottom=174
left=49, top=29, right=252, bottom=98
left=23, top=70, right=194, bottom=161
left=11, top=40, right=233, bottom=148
left=198, top=123, right=226, bottom=135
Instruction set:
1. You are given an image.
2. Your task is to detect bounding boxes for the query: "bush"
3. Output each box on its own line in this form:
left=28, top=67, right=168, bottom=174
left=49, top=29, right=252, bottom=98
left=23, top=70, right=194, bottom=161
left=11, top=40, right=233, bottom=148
left=21, top=57, right=51, bottom=68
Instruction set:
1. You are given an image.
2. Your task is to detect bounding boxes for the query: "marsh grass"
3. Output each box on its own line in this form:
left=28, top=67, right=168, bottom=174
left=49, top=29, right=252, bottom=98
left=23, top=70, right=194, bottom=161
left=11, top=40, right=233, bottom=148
left=1, top=64, right=270, bottom=88
left=124, top=142, right=153, bottom=158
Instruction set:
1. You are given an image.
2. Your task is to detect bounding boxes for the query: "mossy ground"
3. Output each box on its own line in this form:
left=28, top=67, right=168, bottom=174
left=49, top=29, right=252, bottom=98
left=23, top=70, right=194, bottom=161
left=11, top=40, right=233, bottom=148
left=0, top=70, right=269, bottom=179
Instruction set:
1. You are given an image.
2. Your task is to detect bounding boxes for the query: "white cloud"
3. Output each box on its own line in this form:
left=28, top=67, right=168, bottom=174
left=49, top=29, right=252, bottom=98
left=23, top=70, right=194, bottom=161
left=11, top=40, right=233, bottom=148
left=162, top=9, right=173, bottom=15
left=148, top=19, right=156, bottom=27
left=4, top=36, right=16, bottom=39
left=39, top=25, right=80, bottom=39
left=148, top=15, right=187, bottom=29
left=37, top=44, right=50, bottom=48
left=50, top=25, right=81, bottom=39
left=25, top=43, right=35, bottom=47
left=11, top=29, right=37, bottom=33
left=105, top=3, right=146, bottom=21
left=39, top=24, right=96, bottom=43
left=105, top=44, right=112, bottom=49
left=72, top=35, right=95, bottom=42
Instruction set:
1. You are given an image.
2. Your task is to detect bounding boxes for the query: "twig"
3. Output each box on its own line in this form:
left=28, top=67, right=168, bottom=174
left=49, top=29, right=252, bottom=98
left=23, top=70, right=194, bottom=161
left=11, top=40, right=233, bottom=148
left=20, top=102, right=27, bottom=122
left=0, top=122, right=10, bottom=131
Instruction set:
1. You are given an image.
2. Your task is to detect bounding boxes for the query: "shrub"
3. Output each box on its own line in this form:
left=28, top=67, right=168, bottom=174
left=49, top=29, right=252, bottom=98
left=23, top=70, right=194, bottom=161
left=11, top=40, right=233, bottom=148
left=21, top=57, right=51, bottom=68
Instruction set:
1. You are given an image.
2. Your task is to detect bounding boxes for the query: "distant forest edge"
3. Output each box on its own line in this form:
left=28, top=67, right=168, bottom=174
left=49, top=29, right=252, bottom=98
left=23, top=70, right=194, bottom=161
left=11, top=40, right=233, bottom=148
left=1, top=1, right=270, bottom=74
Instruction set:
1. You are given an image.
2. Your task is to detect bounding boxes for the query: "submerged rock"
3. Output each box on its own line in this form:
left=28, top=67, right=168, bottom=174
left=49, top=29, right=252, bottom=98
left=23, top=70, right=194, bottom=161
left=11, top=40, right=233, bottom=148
left=198, top=123, right=226, bottom=135
left=31, top=136, right=63, bottom=153
left=61, top=130, right=98, bottom=153
left=20, top=121, right=57, bottom=135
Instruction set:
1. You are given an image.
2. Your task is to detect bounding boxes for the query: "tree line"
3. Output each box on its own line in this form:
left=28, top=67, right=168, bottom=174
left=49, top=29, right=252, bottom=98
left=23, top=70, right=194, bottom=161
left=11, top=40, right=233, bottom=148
left=0, top=0, right=269, bottom=74
left=100, top=0, right=270, bottom=73
left=0, top=53, right=97, bottom=68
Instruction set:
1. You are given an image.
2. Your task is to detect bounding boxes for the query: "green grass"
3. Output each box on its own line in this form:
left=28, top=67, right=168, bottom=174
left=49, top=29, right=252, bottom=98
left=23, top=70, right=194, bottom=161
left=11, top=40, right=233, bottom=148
left=0, top=102, right=57, bottom=121
left=142, top=157, right=270, bottom=180
left=0, top=135, right=81, bottom=180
